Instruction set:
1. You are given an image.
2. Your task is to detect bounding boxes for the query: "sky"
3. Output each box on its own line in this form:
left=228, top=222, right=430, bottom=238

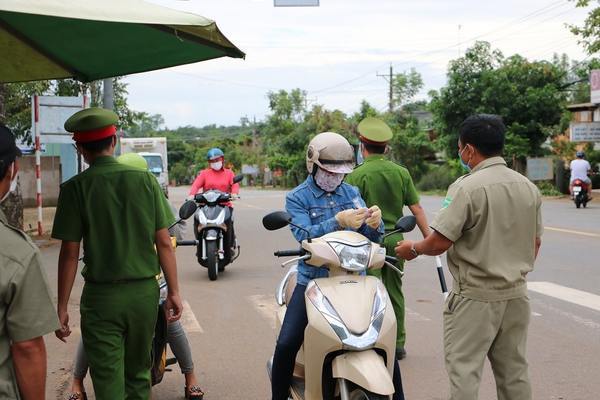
left=124, top=0, right=592, bottom=128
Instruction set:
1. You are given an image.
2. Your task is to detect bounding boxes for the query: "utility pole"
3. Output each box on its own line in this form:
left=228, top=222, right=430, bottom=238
left=377, top=63, right=394, bottom=113
left=102, top=78, right=114, bottom=110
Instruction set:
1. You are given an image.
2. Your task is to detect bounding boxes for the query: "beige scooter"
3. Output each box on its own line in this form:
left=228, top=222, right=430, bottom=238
left=263, top=212, right=416, bottom=400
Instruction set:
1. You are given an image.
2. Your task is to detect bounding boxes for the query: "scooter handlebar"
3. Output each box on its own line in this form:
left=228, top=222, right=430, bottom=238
left=176, top=240, right=198, bottom=246
left=274, top=249, right=306, bottom=257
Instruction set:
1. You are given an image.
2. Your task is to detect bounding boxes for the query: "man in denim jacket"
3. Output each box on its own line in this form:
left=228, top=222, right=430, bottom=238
left=270, top=132, right=405, bottom=400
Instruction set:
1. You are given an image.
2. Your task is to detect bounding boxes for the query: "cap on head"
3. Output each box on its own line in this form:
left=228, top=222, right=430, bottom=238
left=64, top=107, right=118, bottom=143
left=306, top=132, right=355, bottom=174
left=576, top=151, right=585, bottom=159
left=0, top=124, right=22, bottom=171
left=206, top=148, right=224, bottom=161
left=117, top=153, right=148, bottom=170
left=357, top=117, right=393, bottom=146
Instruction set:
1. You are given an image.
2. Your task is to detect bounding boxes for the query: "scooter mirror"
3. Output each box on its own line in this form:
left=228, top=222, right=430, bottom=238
left=262, top=211, right=292, bottom=231
left=233, top=174, right=244, bottom=184
left=179, top=200, right=198, bottom=220
left=394, top=215, right=417, bottom=233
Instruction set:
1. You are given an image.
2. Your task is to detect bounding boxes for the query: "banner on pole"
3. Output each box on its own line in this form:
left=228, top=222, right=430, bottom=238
left=31, top=96, right=86, bottom=144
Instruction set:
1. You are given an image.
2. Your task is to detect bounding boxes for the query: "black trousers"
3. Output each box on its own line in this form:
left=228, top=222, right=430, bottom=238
left=271, top=284, right=405, bottom=400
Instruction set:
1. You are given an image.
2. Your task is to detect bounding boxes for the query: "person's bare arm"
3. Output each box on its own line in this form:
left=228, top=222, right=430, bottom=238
left=408, top=203, right=431, bottom=238
left=535, top=237, right=542, bottom=260
left=11, top=336, right=47, bottom=399
left=396, top=231, right=453, bottom=260
left=56, top=241, right=80, bottom=342
left=155, top=228, right=183, bottom=322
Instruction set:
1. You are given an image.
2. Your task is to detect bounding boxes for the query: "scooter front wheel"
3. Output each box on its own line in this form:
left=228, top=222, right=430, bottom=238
left=206, top=241, right=219, bottom=281
left=348, top=388, right=389, bottom=400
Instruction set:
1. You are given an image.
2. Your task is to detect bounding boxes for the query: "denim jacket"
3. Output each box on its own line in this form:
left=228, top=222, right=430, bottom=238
left=285, top=175, right=384, bottom=286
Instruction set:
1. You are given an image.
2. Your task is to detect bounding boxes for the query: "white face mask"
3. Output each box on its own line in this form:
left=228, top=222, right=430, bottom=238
left=1, top=163, right=17, bottom=203
left=210, top=161, right=223, bottom=171
left=315, top=168, right=344, bottom=192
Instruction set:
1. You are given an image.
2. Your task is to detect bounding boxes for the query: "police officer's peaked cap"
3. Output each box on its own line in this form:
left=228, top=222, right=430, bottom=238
left=64, top=107, right=119, bottom=143
left=357, top=117, right=393, bottom=145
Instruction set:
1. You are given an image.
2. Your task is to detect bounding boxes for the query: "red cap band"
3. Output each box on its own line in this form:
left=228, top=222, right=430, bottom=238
left=359, top=135, right=387, bottom=146
left=73, top=125, right=117, bottom=143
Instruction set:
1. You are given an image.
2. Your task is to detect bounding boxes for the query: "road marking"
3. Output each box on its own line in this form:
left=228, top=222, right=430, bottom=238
left=545, top=226, right=600, bottom=238
left=528, top=282, right=600, bottom=313
left=405, top=307, right=431, bottom=322
left=181, top=300, right=203, bottom=333
left=532, top=312, right=542, bottom=317
left=531, top=298, right=600, bottom=331
left=249, top=294, right=278, bottom=329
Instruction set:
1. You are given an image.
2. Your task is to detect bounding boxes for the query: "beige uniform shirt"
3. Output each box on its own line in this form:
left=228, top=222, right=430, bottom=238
left=431, top=157, right=543, bottom=301
left=0, top=210, right=59, bottom=399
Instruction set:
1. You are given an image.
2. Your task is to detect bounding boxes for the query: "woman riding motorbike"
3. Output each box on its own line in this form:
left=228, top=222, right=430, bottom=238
left=188, top=148, right=240, bottom=256
left=270, top=132, right=406, bottom=400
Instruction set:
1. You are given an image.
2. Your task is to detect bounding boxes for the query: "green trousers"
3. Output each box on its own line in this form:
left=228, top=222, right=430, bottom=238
left=80, top=278, right=159, bottom=400
left=368, top=233, right=405, bottom=348
left=443, top=293, right=531, bottom=400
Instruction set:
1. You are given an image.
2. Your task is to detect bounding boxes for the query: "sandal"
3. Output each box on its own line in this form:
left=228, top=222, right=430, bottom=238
left=185, top=384, right=204, bottom=400
left=67, top=392, right=88, bottom=400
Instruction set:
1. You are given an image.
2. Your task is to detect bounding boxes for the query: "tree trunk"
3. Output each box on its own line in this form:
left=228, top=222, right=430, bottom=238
left=0, top=83, right=25, bottom=229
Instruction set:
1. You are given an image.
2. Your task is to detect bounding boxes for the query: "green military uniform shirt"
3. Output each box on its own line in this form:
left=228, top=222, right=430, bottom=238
left=346, top=154, right=420, bottom=232
left=431, top=157, right=543, bottom=301
left=51, top=156, right=174, bottom=283
left=0, top=210, right=59, bottom=399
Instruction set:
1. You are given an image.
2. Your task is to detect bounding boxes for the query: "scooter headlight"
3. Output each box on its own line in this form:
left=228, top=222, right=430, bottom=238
left=306, top=280, right=387, bottom=351
left=330, top=242, right=371, bottom=272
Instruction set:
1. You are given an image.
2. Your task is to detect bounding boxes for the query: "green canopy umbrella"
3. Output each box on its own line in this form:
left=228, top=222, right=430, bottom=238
left=0, top=0, right=245, bottom=83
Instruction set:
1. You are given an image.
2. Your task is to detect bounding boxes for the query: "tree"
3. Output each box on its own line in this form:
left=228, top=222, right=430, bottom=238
left=570, top=0, right=600, bottom=54
left=430, top=41, right=567, bottom=168
left=392, top=68, right=424, bottom=109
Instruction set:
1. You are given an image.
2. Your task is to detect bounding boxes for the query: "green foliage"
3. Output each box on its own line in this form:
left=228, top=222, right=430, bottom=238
left=417, top=162, right=462, bottom=192
left=0, top=81, right=50, bottom=141
left=536, top=181, right=563, bottom=197
left=392, top=68, right=424, bottom=109
left=387, top=116, right=435, bottom=182
left=430, top=41, right=568, bottom=163
left=570, top=0, right=600, bottom=55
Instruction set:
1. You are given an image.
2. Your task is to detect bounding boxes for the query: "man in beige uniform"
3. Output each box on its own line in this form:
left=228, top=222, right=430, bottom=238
left=0, top=123, right=59, bottom=399
left=396, top=114, right=542, bottom=400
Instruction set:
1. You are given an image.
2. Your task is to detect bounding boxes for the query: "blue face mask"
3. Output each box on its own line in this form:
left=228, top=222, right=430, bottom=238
left=458, top=147, right=471, bottom=172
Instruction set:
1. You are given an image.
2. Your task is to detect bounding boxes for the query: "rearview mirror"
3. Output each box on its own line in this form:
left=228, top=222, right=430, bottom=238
left=263, top=211, right=292, bottom=231
left=233, top=174, right=244, bottom=184
left=394, top=215, right=417, bottom=233
left=179, top=200, right=198, bottom=220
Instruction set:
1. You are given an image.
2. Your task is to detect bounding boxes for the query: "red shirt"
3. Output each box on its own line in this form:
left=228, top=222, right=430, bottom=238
left=189, top=168, right=240, bottom=197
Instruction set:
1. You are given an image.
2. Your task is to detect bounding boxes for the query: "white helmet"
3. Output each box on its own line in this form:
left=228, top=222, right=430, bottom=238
left=306, top=132, right=355, bottom=174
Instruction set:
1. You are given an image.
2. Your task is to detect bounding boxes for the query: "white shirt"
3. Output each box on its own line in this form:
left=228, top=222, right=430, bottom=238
left=570, top=159, right=591, bottom=182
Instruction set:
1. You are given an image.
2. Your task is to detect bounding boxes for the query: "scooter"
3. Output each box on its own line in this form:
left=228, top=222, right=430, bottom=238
left=263, top=211, right=416, bottom=400
left=151, top=201, right=203, bottom=385
left=192, top=174, right=244, bottom=280
left=572, top=178, right=590, bottom=209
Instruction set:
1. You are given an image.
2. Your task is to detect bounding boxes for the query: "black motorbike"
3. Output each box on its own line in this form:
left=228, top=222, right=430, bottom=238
left=192, top=175, right=243, bottom=280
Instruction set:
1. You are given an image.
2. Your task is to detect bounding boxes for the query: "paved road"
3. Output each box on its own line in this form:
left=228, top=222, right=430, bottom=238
left=41, top=187, right=599, bottom=399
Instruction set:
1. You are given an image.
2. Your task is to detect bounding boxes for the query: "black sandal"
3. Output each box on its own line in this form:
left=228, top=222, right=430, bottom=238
left=67, top=392, right=88, bottom=400
left=185, top=385, right=204, bottom=400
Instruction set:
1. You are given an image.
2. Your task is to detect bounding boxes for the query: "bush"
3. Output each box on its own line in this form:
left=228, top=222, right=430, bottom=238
left=536, top=181, right=563, bottom=196
left=417, top=164, right=461, bottom=192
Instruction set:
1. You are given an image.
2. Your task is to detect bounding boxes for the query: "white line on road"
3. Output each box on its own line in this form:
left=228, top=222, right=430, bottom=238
left=181, top=300, right=203, bottom=333
left=545, top=226, right=600, bottom=238
left=529, top=282, right=600, bottom=313
left=405, top=307, right=431, bottom=322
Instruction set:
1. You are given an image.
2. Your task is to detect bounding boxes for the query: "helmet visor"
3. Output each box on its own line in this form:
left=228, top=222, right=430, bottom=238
left=317, top=160, right=355, bottom=174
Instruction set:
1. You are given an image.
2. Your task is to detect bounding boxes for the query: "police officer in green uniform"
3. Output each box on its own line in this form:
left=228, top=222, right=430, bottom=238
left=0, top=123, right=59, bottom=399
left=346, top=117, right=431, bottom=360
left=396, top=114, right=542, bottom=400
left=52, top=108, right=184, bottom=400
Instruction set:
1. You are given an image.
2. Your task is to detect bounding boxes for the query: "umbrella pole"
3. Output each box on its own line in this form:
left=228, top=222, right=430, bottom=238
left=435, top=255, right=449, bottom=300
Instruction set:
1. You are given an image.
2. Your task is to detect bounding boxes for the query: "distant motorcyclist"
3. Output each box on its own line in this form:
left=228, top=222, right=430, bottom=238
left=569, top=151, right=593, bottom=200
left=188, top=148, right=240, bottom=255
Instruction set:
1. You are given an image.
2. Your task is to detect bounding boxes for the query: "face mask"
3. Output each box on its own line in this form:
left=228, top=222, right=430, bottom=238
left=1, top=163, right=17, bottom=203
left=210, top=161, right=223, bottom=171
left=315, top=168, right=344, bottom=192
left=458, top=146, right=472, bottom=172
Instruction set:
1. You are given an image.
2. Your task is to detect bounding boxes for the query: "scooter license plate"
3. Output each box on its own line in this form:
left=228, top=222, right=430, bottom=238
left=573, top=187, right=582, bottom=193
